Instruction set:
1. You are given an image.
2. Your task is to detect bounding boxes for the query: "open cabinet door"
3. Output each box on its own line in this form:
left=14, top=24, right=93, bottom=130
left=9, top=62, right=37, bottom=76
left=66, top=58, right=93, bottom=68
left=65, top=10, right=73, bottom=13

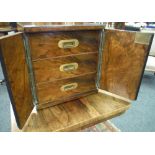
left=0, top=33, right=34, bottom=129
left=100, top=29, right=153, bottom=100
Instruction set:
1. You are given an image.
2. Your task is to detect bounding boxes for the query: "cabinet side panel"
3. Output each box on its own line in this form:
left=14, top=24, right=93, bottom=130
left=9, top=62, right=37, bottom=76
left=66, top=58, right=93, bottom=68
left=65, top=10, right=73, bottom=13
left=100, top=29, right=152, bottom=100
left=0, top=33, right=33, bottom=128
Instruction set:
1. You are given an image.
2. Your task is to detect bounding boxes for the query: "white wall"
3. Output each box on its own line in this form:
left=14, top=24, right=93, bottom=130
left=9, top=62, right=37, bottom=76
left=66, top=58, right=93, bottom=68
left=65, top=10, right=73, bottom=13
left=150, top=36, right=155, bottom=56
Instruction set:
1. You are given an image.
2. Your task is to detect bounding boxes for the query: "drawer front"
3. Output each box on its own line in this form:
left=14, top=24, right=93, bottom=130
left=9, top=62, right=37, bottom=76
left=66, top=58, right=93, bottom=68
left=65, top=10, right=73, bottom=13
left=36, top=73, right=97, bottom=105
left=33, top=53, right=98, bottom=84
left=28, top=30, right=100, bottom=60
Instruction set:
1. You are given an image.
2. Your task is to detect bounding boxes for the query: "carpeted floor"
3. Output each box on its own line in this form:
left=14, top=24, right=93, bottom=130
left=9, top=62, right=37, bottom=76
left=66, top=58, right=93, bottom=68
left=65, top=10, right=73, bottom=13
left=0, top=61, right=155, bottom=131
left=0, top=62, right=11, bottom=132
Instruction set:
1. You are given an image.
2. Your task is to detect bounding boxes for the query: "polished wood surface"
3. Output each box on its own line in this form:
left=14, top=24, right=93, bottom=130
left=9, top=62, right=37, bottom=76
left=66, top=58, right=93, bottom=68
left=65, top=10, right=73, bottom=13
left=23, top=92, right=130, bottom=132
left=100, top=29, right=151, bottom=100
left=28, top=31, right=100, bottom=60
left=0, top=33, right=33, bottom=128
left=17, top=22, right=104, bottom=32
left=36, top=73, right=97, bottom=105
left=33, top=53, right=98, bottom=83
left=37, top=90, right=97, bottom=109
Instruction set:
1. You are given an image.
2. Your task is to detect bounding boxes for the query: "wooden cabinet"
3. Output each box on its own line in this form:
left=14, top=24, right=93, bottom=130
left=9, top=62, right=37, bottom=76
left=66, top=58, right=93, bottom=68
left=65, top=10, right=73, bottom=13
left=0, top=23, right=153, bottom=131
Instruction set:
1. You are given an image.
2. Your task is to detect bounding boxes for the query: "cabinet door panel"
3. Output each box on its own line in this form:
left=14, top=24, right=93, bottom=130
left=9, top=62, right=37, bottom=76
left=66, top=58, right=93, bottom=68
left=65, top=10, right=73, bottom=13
left=0, top=33, right=34, bottom=128
left=100, top=29, right=153, bottom=100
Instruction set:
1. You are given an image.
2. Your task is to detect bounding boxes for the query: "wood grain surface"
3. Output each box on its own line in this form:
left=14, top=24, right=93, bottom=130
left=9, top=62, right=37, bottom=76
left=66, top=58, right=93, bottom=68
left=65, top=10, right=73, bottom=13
left=0, top=33, right=33, bottom=128
left=23, top=92, right=130, bottom=132
left=37, top=90, right=97, bottom=110
left=33, top=53, right=98, bottom=83
left=36, top=73, right=97, bottom=105
left=17, top=22, right=104, bottom=32
left=28, top=30, right=100, bottom=60
left=100, top=29, right=151, bottom=100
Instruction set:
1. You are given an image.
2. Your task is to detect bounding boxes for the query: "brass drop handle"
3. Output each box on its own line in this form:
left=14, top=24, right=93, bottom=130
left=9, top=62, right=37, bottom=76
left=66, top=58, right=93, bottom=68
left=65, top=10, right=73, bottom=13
left=60, top=83, right=78, bottom=91
left=60, top=63, right=78, bottom=72
left=58, top=39, right=79, bottom=48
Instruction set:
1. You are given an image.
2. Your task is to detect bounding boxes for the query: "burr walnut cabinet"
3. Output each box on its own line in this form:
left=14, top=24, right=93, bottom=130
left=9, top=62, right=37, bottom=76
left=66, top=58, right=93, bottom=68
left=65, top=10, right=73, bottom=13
left=0, top=23, right=153, bottom=131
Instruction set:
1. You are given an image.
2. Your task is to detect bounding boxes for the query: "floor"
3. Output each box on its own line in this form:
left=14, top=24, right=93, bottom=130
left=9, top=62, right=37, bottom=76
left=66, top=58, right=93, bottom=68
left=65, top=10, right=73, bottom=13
left=0, top=62, right=11, bottom=132
left=0, top=62, right=155, bottom=132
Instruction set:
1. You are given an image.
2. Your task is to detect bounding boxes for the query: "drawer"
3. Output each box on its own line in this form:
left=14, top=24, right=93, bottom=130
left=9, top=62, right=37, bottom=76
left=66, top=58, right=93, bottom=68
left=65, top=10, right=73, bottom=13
left=28, top=30, right=100, bottom=60
left=33, top=53, right=98, bottom=84
left=36, top=73, right=97, bottom=105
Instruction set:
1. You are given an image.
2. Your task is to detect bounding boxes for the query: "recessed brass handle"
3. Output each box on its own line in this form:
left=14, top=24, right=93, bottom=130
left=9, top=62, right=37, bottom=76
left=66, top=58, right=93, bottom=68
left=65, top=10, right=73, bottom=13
left=58, top=39, right=79, bottom=48
left=59, top=63, right=78, bottom=72
left=60, top=83, right=78, bottom=91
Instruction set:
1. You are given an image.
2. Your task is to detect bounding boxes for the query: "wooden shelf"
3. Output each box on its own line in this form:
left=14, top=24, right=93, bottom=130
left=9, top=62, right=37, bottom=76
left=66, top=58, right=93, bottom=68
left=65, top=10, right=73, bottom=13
left=21, top=92, right=130, bottom=132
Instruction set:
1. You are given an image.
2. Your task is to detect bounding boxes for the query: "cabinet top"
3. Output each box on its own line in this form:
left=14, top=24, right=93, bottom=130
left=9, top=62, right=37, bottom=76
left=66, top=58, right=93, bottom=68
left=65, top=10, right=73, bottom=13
left=17, top=22, right=105, bottom=33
